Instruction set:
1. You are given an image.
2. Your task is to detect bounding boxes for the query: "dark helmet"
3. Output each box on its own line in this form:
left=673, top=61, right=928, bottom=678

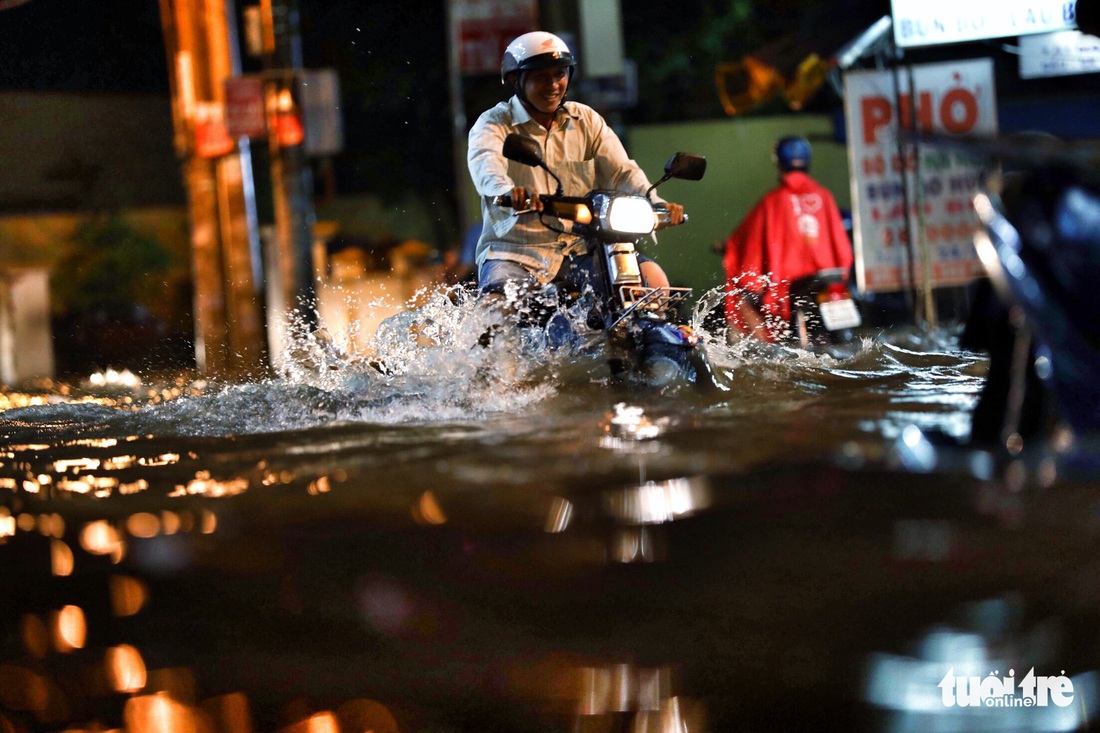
left=500, top=31, right=576, bottom=85
left=775, top=136, right=812, bottom=172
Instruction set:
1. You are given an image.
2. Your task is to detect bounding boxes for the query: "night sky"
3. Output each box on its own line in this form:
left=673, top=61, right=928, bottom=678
left=0, top=0, right=891, bottom=94
left=0, top=0, right=169, bottom=93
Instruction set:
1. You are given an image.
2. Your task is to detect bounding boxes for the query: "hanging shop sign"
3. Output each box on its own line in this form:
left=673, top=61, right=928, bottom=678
left=224, top=75, right=267, bottom=139
left=843, top=58, right=997, bottom=293
left=298, top=68, right=344, bottom=156
left=891, top=0, right=1077, bottom=48
left=450, top=0, right=538, bottom=75
left=1019, top=29, right=1100, bottom=78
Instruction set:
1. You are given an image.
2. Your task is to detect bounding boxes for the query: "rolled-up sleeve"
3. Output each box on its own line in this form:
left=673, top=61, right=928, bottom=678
left=468, top=112, right=514, bottom=199
left=467, top=108, right=522, bottom=239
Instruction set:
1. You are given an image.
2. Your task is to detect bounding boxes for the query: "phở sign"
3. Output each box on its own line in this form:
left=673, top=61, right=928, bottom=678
left=843, top=59, right=997, bottom=293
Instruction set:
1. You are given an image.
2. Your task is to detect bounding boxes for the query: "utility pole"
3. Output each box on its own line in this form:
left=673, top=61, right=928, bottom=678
left=159, top=0, right=267, bottom=378
left=259, top=0, right=317, bottom=368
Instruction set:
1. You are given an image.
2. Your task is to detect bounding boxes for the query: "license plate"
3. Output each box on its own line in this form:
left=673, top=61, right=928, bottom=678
left=819, top=299, right=861, bottom=331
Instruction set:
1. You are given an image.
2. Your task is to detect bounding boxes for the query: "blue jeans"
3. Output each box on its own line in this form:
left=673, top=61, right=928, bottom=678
left=477, top=252, right=652, bottom=295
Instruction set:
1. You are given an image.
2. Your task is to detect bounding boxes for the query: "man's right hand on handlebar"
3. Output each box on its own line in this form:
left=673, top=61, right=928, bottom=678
left=509, top=186, right=543, bottom=213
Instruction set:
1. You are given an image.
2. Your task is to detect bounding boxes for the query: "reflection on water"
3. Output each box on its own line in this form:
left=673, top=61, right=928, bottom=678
left=865, top=595, right=1100, bottom=731
left=0, top=302, right=1097, bottom=731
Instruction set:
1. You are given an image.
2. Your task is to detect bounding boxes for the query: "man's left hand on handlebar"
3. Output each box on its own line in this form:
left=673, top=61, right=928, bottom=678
left=664, top=201, right=682, bottom=224
left=655, top=200, right=682, bottom=225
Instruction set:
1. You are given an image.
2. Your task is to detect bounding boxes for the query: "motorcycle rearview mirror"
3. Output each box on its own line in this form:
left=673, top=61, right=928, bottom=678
left=502, top=134, right=543, bottom=167
left=645, top=152, right=707, bottom=198
left=502, top=133, right=564, bottom=196
left=666, top=152, right=707, bottom=181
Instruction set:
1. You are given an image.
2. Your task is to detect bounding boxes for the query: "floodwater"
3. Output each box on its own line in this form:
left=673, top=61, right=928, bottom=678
left=1, top=289, right=1098, bottom=733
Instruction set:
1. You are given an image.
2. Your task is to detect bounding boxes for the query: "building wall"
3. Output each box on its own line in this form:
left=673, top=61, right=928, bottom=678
left=629, top=114, right=851, bottom=296
left=0, top=91, right=185, bottom=213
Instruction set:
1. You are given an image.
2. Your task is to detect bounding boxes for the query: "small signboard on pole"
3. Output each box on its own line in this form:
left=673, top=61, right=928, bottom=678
left=298, top=68, right=344, bottom=156
left=224, top=75, right=267, bottom=139
left=1019, top=30, right=1100, bottom=78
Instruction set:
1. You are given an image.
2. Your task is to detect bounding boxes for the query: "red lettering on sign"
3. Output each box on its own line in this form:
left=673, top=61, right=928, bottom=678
left=861, top=97, right=894, bottom=144
left=940, top=88, right=979, bottom=134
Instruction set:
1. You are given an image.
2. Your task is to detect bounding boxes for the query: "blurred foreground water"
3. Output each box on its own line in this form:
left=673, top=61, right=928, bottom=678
left=1, top=293, right=1098, bottom=732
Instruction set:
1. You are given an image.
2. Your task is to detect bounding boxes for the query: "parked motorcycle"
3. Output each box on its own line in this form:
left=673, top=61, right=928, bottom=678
left=967, top=148, right=1100, bottom=447
left=788, top=267, right=862, bottom=350
left=494, top=133, right=726, bottom=392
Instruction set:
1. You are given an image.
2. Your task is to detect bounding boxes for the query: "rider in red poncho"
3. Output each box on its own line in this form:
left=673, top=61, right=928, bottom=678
left=723, top=136, right=853, bottom=342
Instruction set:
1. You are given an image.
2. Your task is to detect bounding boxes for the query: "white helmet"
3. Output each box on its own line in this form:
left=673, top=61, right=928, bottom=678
left=500, top=31, right=576, bottom=85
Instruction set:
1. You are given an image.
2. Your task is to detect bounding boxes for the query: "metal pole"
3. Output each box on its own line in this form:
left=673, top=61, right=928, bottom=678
left=260, top=0, right=317, bottom=369
left=888, top=46, right=920, bottom=327
left=905, top=64, right=938, bottom=331
left=444, top=0, right=473, bottom=236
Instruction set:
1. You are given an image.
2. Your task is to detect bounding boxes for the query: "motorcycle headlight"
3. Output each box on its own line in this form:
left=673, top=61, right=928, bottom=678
left=603, top=196, right=656, bottom=235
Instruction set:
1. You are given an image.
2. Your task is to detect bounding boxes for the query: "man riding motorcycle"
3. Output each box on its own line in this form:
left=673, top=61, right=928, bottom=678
left=466, top=31, right=684, bottom=304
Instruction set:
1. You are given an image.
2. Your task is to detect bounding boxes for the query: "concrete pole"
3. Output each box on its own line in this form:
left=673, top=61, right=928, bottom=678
left=159, top=0, right=267, bottom=378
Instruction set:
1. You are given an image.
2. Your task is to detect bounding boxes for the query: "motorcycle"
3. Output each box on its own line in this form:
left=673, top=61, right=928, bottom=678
left=493, top=133, right=726, bottom=392
left=787, top=267, right=862, bottom=350
left=966, top=146, right=1100, bottom=447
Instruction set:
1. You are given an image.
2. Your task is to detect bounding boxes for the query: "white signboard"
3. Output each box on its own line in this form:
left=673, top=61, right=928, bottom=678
left=892, top=0, right=1078, bottom=47
left=1020, top=30, right=1100, bottom=78
left=843, top=59, right=997, bottom=293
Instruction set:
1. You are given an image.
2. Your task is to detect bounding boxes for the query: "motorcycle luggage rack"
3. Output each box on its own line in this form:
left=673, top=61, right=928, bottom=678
left=609, top=285, right=692, bottom=330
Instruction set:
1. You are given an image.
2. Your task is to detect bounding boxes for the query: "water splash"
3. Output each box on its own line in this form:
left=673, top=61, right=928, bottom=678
left=0, top=282, right=987, bottom=442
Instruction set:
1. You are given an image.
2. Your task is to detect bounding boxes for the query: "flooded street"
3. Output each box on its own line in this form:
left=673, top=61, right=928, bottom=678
left=1, top=310, right=1098, bottom=732
left=4, top=0, right=1100, bottom=725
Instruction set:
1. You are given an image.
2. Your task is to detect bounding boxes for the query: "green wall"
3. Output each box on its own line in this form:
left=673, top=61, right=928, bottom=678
left=627, top=115, right=851, bottom=296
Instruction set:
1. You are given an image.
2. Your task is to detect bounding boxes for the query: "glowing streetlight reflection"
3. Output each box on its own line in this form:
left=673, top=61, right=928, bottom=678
left=107, top=644, right=147, bottom=693
left=80, top=520, right=124, bottom=556
left=109, top=575, right=149, bottom=617
left=335, top=699, right=400, bottom=733
left=50, top=540, right=74, bottom=577
left=20, top=614, right=48, bottom=659
left=604, top=477, right=711, bottom=525
left=279, top=712, right=339, bottom=733
left=124, top=692, right=201, bottom=733
left=0, top=508, right=14, bottom=539
left=415, top=491, right=447, bottom=525
left=51, top=605, right=86, bottom=653
left=544, top=496, right=574, bottom=533
left=127, top=513, right=161, bottom=539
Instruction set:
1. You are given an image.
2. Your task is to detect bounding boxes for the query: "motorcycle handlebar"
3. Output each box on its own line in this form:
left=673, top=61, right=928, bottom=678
left=654, top=205, right=689, bottom=226
left=494, top=195, right=688, bottom=225
left=493, top=194, right=548, bottom=209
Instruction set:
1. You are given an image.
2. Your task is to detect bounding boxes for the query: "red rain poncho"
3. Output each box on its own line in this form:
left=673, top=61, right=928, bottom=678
left=723, top=171, right=853, bottom=341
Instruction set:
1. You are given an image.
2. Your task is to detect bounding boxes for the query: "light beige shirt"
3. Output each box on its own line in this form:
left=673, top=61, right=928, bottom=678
left=467, top=96, right=658, bottom=282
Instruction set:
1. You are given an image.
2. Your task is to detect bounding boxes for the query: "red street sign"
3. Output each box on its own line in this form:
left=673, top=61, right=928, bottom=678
left=224, top=75, right=267, bottom=138
left=458, top=18, right=534, bottom=74
left=451, top=0, right=537, bottom=74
